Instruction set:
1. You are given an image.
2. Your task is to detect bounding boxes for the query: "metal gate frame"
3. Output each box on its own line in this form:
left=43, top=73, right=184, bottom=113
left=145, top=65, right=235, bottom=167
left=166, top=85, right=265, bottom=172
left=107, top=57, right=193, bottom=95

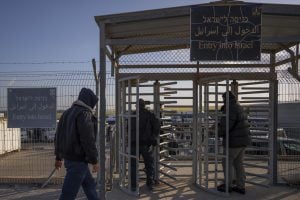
left=118, top=75, right=140, bottom=196
left=114, top=74, right=277, bottom=196
left=195, top=76, right=231, bottom=195
left=153, top=81, right=178, bottom=188
left=194, top=76, right=277, bottom=194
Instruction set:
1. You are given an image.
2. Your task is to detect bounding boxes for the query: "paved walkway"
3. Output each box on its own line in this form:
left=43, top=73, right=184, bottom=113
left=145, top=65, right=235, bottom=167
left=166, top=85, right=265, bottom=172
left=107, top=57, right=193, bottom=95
left=1, top=180, right=299, bottom=200
left=0, top=149, right=299, bottom=199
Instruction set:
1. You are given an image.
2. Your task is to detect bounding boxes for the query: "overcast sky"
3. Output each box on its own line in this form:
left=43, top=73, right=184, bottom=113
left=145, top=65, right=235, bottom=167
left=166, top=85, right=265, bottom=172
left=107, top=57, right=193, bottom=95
left=0, top=0, right=299, bottom=72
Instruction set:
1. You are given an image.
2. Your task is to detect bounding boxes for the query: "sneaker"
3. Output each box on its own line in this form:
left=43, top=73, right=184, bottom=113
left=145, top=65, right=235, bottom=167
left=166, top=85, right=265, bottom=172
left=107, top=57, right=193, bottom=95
left=232, top=186, right=246, bottom=194
left=217, top=184, right=232, bottom=193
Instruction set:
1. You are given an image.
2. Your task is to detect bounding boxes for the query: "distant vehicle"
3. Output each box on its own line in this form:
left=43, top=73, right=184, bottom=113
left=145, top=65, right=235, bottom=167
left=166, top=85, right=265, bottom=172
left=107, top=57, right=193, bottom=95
left=207, top=137, right=223, bottom=154
left=248, top=116, right=269, bottom=128
left=20, top=128, right=28, bottom=143
left=277, top=128, right=287, bottom=138
left=249, top=136, right=300, bottom=156
left=42, top=128, right=56, bottom=142
left=106, top=116, right=116, bottom=125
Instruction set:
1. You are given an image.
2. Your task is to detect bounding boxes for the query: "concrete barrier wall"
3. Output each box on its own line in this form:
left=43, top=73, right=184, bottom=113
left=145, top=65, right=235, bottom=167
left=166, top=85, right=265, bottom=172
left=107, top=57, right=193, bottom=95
left=0, top=119, right=21, bottom=155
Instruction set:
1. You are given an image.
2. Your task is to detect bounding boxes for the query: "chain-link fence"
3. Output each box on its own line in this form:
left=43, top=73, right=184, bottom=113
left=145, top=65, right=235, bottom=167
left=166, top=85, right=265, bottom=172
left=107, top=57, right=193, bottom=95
left=0, top=43, right=299, bottom=188
left=0, top=70, right=116, bottom=185
left=277, top=75, right=300, bottom=186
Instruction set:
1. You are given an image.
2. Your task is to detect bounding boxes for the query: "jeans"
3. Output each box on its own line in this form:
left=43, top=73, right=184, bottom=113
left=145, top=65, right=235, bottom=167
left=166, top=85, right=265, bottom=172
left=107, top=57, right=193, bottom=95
left=222, top=147, right=246, bottom=188
left=131, top=144, right=154, bottom=189
left=59, top=160, right=98, bottom=200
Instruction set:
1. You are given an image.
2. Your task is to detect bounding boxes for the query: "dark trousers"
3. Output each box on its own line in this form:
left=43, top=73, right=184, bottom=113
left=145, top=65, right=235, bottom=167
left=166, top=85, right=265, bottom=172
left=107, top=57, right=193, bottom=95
left=131, top=144, right=154, bottom=188
left=59, top=160, right=98, bottom=200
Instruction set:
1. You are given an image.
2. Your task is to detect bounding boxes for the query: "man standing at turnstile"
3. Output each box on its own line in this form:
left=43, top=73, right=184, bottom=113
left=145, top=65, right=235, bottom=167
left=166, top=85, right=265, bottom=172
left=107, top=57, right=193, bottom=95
left=130, top=99, right=160, bottom=191
left=217, top=91, right=251, bottom=194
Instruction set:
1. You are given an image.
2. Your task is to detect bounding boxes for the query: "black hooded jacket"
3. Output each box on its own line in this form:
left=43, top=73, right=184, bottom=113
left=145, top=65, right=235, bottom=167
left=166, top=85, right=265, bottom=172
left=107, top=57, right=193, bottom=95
left=130, top=99, right=160, bottom=146
left=218, top=93, right=251, bottom=148
left=55, top=88, right=99, bottom=164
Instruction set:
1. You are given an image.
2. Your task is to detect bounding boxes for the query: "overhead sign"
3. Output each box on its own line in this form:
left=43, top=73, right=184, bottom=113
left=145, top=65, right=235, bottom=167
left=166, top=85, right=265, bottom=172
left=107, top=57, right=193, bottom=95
left=190, top=4, right=262, bottom=61
left=7, top=88, right=57, bottom=128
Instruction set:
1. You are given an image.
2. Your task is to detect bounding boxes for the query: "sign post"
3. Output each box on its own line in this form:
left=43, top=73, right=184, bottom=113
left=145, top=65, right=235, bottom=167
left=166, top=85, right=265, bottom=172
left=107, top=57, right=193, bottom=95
left=7, top=88, right=57, bottom=128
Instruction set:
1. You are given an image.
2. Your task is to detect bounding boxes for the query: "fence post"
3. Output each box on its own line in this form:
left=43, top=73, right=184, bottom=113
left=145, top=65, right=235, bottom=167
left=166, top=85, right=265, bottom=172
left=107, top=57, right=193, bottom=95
left=270, top=52, right=277, bottom=185
left=98, top=22, right=107, bottom=200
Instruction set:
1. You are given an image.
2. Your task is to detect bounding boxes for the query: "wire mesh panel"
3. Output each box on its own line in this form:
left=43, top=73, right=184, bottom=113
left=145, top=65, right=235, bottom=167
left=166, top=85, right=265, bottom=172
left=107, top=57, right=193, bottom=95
left=277, top=78, right=300, bottom=186
left=0, top=71, right=115, bottom=185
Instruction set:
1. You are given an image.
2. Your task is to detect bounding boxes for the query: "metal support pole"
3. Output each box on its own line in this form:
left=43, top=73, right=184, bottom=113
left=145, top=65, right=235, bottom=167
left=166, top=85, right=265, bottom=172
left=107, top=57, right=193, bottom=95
left=92, top=58, right=101, bottom=186
left=214, top=81, right=219, bottom=188
left=98, top=22, right=106, bottom=200
left=115, top=61, right=120, bottom=173
left=273, top=80, right=278, bottom=185
left=230, top=80, right=238, bottom=99
left=153, top=80, right=160, bottom=183
left=204, top=84, right=209, bottom=189
left=136, top=80, right=140, bottom=195
left=198, top=81, right=203, bottom=186
left=225, top=80, right=229, bottom=194
left=120, top=81, right=126, bottom=188
left=270, top=52, right=278, bottom=185
left=192, top=79, right=198, bottom=183
left=128, top=81, right=132, bottom=191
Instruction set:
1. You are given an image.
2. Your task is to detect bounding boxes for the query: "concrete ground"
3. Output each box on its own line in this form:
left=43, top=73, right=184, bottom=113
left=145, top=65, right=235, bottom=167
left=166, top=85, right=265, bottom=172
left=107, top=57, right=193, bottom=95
left=0, top=179, right=299, bottom=200
left=0, top=145, right=299, bottom=199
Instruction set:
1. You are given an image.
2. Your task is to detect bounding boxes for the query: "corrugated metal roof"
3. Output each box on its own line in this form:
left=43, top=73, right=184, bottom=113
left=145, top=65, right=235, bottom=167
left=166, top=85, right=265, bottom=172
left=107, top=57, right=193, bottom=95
left=95, top=2, right=300, bottom=55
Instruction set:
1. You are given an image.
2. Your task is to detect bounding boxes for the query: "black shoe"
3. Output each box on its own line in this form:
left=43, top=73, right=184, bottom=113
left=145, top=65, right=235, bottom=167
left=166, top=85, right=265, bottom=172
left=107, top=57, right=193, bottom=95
left=154, top=180, right=159, bottom=185
left=232, top=186, right=246, bottom=194
left=131, top=185, right=137, bottom=192
left=146, top=180, right=154, bottom=190
left=232, top=180, right=236, bottom=185
left=217, top=184, right=232, bottom=193
left=146, top=183, right=153, bottom=190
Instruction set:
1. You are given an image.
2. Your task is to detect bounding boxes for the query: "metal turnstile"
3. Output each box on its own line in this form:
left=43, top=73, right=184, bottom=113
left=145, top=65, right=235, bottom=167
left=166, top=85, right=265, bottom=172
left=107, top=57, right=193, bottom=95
left=195, top=77, right=276, bottom=195
left=196, top=77, right=231, bottom=195
left=118, top=76, right=140, bottom=196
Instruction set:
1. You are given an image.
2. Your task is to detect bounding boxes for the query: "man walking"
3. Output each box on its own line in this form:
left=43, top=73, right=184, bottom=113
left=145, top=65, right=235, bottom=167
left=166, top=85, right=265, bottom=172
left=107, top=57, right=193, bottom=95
left=55, top=88, right=99, bottom=200
left=131, top=99, right=159, bottom=191
left=217, top=91, right=250, bottom=194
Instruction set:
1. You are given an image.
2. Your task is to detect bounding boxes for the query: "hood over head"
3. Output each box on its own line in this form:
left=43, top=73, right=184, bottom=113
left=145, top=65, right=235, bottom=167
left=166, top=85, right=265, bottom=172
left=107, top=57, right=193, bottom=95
left=222, top=91, right=236, bottom=102
left=78, top=88, right=98, bottom=109
left=138, top=98, right=151, bottom=109
left=139, top=98, right=146, bottom=109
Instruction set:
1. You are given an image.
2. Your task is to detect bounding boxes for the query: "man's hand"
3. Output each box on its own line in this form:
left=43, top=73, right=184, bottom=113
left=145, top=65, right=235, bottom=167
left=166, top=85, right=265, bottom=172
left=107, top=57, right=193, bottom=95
left=55, top=160, right=62, bottom=170
left=92, top=163, right=100, bottom=173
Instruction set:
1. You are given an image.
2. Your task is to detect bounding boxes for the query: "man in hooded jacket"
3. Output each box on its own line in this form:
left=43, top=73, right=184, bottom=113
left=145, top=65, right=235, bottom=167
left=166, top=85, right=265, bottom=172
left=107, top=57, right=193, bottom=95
left=55, top=88, right=99, bottom=200
left=217, top=91, right=250, bottom=194
left=130, top=99, right=159, bottom=191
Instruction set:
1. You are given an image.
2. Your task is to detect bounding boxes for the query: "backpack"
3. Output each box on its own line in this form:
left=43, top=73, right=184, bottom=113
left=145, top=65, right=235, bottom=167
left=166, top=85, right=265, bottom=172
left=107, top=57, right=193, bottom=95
left=138, top=109, right=160, bottom=145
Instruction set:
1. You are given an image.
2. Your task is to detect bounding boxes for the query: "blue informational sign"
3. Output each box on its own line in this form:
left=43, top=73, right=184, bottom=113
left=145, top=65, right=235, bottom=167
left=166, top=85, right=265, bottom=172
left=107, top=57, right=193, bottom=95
left=190, top=4, right=262, bottom=61
left=7, top=88, right=57, bottom=128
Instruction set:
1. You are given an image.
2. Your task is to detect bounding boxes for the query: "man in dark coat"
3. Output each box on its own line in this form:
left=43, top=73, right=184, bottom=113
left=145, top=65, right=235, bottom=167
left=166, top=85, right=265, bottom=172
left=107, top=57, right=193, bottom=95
left=55, top=88, right=99, bottom=200
left=131, top=99, right=159, bottom=191
left=217, top=91, right=250, bottom=194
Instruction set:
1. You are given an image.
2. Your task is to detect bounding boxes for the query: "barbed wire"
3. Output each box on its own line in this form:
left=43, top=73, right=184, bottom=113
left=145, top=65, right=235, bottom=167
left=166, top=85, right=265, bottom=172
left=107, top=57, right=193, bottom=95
left=0, top=61, right=94, bottom=65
